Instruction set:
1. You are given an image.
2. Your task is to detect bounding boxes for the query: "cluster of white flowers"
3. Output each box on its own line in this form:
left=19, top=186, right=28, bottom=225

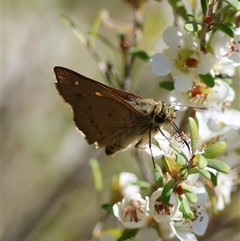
left=90, top=25, right=239, bottom=241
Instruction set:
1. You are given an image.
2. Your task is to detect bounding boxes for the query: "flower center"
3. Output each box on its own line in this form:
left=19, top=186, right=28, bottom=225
left=185, top=82, right=211, bottom=105
left=154, top=196, right=174, bottom=216
left=124, top=199, right=144, bottom=222
left=175, top=49, right=199, bottom=73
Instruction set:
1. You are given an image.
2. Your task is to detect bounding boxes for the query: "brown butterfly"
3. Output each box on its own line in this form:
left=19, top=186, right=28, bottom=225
left=54, top=66, right=177, bottom=156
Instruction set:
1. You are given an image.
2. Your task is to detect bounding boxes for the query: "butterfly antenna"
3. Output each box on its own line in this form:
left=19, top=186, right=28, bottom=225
left=170, top=121, right=190, bottom=152
left=148, top=128, right=156, bottom=170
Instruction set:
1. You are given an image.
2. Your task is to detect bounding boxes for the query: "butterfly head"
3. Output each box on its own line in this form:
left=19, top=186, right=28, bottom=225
left=154, top=102, right=177, bottom=125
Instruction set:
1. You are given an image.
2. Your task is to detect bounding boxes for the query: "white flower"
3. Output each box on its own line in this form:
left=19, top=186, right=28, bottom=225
left=214, top=168, right=238, bottom=211
left=196, top=107, right=240, bottom=138
left=168, top=79, right=232, bottom=107
left=152, top=26, right=216, bottom=91
left=210, top=28, right=240, bottom=77
left=148, top=188, right=182, bottom=223
left=213, top=136, right=239, bottom=211
left=210, top=28, right=240, bottom=65
left=189, top=182, right=209, bottom=236
left=174, top=220, right=198, bottom=241
left=174, top=220, right=197, bottom=241
left=173, top=182, right=209, bottom=240
left=113, top=194, right=150, bottom=229
left=112, top=172, right=140, bottom=196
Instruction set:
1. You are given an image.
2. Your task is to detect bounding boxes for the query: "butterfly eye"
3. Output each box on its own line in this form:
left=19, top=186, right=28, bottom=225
left=155, top=113, right=166, bottom=124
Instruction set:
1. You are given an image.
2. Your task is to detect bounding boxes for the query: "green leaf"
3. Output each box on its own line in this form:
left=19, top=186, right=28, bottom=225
left=153, top=164, right=163, bottom=188
left=210, top=171, right=218, bottom=186
left=184, top=21, right=202, bottom=32
left=197, top=154, right=208, bottom=169
left=207, top=159, right=230, bottom=174
left=220, top=77, right=233, bottom=85
left=203, top=142, right=226, bottom=159
left=200, top=0, right=208, bottom=16
left=89, top=158, right=103, bottom=193
left=90, top=9, right=107, bottom=40
left=117, top=229, right=139, bottom=241
left=159, top=81, right=174, bottom=91
left=162, top=179, right=175, bottom=206
left=88, top=32, right=120, bottom=54
left=188, top=117, right=198, bottom=151
left=102, top=203, right=113, bottom=213
left=180, top=167, right=188, bottom=179
left=181, top=183, right=197, bottom=203
left=223, top=0, right=240, bottom=10
left=175, top=154, right=187, bottom=166
left=167, top=0, right=188, bottom=21
left=170, top=142, right=183, bottom=155
left=187, top=14, right=200, bottom=21
left=60, top=15, right=88, bottom=46
left=189, top=167, right=211, bottom=180
left=199, top=73, right=215, bottom=87
left=127, top=47, right=150, bottom=61
left=212, top=22, right=235, bottom=38
left=132, top=180, right=151, bottom=189
left=179, top=197, right=195, bottom=219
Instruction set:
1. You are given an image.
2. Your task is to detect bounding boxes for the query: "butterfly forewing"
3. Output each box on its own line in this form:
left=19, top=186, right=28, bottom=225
left=54, top=67, right=147, bottom=154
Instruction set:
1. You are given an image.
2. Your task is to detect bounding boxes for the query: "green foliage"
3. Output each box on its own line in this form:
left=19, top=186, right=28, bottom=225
left=179, top=197, right=195, bottom=219
left=117, top=229, right=139, bottom=241
left=181, top=183, right=197, bottom=203
left=184, top=21, right=202, bottom=32
left=199, top=73, right=215, bottom=87
left=159, top=81, right=174, bottom=91
left=162, top=179, right=175, bottom=206
left=188, top=117, right=198, bottom=152
left=207, top=159, right=230, bottom=174
left=153, top=164, right=163, bottom=188
left=197, top=154, right=208, bottom=169
left=167, top=0, right=188, bottom=21
left=127, top=47, right=150, bottom=61
left=89, top=158, right=103, bottom=193
left=212, top=22, right=235, bottom=38
left=200, top=0, right=208, bottom=16
left=102, top=203, right=114, bottom=213
left=203, top=142, right=226, bottom=159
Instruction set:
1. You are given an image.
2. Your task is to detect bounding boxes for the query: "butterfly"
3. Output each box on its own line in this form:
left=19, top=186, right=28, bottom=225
left=54, top=66, right=177, bottom=157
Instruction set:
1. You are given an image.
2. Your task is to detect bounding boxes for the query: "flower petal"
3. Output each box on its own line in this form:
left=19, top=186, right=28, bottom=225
left=151, top=53, right=172, bottom=76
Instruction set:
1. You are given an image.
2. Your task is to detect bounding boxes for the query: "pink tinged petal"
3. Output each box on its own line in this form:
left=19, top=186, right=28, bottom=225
left=163, top=26, right=184, bottom=48
left=151, top=53, right=172, bottom=76
left=192, top=211, right=209, bottom=235
left=174, top=74, right=193, bottom=92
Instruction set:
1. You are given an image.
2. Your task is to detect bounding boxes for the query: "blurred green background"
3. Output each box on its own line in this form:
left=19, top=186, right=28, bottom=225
left=2, top=1, right=239, bottom=241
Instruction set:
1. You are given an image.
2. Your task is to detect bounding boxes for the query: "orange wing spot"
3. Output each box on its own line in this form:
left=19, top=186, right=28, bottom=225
left=95, top=91, right=103, bottom=97
left=75, top=81, right=79, bottom=85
